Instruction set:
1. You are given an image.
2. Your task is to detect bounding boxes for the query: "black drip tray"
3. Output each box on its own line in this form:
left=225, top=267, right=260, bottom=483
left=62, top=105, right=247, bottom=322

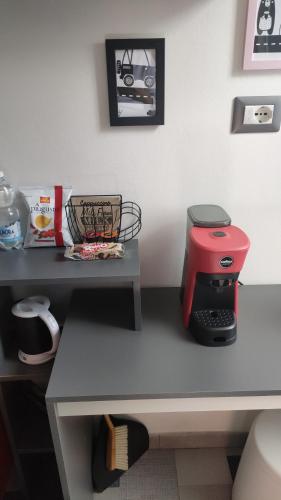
left=192, top=309, right=235, bottom=329
left=190, top=309, right=237, bottom=347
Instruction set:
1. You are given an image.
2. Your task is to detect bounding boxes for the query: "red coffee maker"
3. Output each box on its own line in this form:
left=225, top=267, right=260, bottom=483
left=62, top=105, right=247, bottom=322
left=182, top=205, right=250, bottom=346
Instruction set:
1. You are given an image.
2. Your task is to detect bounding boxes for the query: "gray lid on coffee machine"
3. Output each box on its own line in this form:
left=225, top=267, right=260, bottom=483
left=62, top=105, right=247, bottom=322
left=188, top=205, right=231, bottom=227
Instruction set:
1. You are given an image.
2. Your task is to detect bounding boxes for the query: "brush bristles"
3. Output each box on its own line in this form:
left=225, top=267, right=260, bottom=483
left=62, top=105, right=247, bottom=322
left=115, top=425, right=128, bottom=471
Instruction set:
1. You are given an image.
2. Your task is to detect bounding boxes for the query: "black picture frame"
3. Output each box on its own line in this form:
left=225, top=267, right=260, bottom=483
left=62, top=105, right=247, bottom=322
left=105, top=38, right=165, bottom=126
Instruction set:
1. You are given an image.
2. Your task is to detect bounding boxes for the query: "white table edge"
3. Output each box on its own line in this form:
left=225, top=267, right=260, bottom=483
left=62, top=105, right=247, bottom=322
left=56, top=395, right=281, bottom=417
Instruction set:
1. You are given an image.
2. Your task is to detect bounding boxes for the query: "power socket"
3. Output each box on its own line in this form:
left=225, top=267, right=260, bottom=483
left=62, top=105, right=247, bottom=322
left=243, top=105, right=274, bottom=125
left=232, top=96, right=281, bottom=133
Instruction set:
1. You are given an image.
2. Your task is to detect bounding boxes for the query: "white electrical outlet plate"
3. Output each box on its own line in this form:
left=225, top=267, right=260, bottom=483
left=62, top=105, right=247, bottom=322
left=243, top=105, right=274, bottom=125
left=232, top=96, right=281, bottom=133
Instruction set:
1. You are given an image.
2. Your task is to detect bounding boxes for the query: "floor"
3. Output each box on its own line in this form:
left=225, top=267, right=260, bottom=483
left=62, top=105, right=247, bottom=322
left=97, top=447, right=241, bottom=500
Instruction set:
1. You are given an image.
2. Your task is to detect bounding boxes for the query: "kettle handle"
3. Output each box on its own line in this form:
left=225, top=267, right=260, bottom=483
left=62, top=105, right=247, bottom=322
left=38, top=311, right=60, bottom=355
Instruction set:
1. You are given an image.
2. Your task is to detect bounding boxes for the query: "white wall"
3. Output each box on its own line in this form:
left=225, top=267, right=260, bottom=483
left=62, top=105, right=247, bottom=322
left=1, top=0, right=281, bottom=286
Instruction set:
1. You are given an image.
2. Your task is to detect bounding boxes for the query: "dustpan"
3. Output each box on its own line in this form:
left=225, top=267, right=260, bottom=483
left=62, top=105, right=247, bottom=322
left=92, top=415, right=149, bottom=493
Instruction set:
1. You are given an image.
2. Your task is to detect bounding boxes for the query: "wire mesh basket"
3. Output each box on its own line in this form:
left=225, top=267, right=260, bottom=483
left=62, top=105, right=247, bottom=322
left=66, top=195, right=142, bottom=244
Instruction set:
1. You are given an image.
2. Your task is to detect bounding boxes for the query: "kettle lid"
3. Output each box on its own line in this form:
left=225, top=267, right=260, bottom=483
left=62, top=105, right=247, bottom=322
left=12, top=296, right=50, bottom=319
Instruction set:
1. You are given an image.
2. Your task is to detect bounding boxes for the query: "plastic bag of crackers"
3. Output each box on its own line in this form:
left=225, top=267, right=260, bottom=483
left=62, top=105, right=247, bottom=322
left=21, top=186, right=73, bottom=248
left=64, top=242, right=125, bottom=261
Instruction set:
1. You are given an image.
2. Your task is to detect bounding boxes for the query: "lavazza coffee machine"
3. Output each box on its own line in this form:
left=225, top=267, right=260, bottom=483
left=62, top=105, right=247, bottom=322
left=181, top=205, right=250, bottom=347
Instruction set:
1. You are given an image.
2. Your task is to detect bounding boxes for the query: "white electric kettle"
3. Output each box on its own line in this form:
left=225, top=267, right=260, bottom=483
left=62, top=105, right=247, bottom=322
left=11, top=296, right=60, bottom=365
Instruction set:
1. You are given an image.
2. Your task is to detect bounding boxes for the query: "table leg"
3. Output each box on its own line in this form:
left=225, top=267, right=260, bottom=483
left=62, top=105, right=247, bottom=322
left=133, top=278, right=142, bottom=330
left=47, top=401, right=71, bottom=500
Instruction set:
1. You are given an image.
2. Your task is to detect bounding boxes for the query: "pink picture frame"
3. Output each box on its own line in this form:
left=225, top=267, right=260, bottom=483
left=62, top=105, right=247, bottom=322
left=244, top=0, right=281, bottom=70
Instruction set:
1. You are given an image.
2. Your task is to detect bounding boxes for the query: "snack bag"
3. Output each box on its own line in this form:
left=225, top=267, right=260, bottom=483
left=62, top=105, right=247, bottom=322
left=64, top=242, right=125, bottom=261
left=22, top=186, right=73, bottom=248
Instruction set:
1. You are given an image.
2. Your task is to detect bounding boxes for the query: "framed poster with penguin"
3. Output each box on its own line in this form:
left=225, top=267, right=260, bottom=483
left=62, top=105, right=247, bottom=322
left=244, top=0, right=281, bottom=69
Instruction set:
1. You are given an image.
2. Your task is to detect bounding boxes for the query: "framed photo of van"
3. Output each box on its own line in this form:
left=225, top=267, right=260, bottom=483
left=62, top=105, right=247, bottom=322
left=105, top=38, right=165, bottom=126
left=244, top=0, right=281, bottom=69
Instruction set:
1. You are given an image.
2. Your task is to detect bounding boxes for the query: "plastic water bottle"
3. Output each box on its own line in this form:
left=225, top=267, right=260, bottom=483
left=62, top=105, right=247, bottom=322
left=0, top=172, right=22, bottom=250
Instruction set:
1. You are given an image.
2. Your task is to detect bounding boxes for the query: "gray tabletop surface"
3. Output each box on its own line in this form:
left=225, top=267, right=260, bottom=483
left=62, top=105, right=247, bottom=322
left=46, top=285, right=281, bottom=402
left=0, top=240, right=139, bottom=285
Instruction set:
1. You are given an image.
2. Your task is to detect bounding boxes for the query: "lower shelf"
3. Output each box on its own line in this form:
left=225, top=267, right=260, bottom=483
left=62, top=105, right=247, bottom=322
left=20, top=453, right=63, bottom=500
left=3, top=380, right=54, bottom=454
left=4, top=492, right=24, bottom=500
